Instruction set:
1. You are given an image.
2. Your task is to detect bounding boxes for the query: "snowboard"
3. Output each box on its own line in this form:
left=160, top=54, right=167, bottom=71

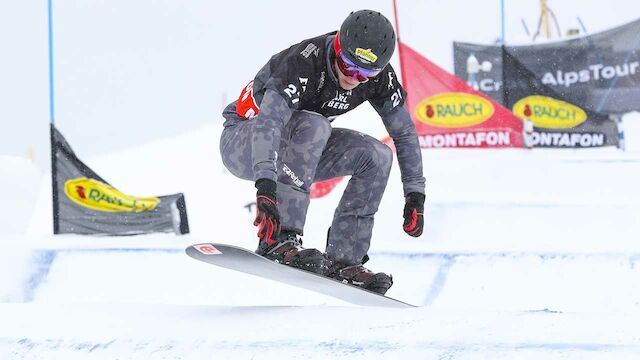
left=186, top=243, right=416, bottom=308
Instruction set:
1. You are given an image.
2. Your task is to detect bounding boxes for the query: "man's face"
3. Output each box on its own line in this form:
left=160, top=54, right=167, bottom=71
left=334, top=60, right=368, bottom=90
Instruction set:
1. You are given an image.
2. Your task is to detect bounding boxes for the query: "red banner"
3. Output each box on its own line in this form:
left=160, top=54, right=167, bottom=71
left=399, top=41, right=525, bottom=148
left=310, top=177, right=343, bottom=199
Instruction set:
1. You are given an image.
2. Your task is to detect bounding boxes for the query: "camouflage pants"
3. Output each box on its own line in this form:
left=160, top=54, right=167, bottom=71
left=220, top=110, right=393, bottom=264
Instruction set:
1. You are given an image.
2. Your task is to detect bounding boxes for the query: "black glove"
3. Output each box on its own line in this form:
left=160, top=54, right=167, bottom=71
left=403, top=192, right=425, bottom=237
left=254, top=178, right=281, bottom=245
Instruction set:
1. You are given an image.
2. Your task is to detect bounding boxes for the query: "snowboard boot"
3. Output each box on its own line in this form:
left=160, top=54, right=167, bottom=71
left=322, top=255, right=393, bottom=295
left=256, top=231, right=324, bottom=274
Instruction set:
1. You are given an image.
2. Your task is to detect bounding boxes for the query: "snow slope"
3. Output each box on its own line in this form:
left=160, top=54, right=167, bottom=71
left=3, top=118, right=640, bottom=358
left=0, top=156, right=42, bottom=235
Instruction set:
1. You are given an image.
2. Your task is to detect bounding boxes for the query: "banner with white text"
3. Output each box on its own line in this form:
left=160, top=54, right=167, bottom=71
left=399, top=41, right=525, bottom=149
left=502, top=48, right=619, bottom=148
left=454, top=18, right=640, bottom=114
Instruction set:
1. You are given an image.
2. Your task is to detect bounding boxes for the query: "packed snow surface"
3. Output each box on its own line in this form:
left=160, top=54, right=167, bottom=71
left=2, top=119, right=640, bottom=358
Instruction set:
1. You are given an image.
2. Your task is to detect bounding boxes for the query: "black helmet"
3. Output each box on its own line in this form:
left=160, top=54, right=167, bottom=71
left=337, top=10, right=396, bottom=70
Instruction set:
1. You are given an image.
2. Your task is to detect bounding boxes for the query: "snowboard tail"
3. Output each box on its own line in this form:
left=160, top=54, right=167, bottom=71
left=186, top=243, right=416, bottom=308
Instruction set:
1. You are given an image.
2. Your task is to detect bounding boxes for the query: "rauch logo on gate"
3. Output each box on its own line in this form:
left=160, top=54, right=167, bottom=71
left=64, top=177, right=160, bottom=212
left=512, top=95, right=587, bottom=129
left=414, top=92, right=494, bottom=128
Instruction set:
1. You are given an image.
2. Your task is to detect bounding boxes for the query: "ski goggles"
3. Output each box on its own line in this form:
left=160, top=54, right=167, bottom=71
left=334, top=33, right=382, bottom=81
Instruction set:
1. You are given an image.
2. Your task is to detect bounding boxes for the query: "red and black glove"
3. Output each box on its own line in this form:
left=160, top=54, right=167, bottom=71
left=254, top=179, right=281, bottom=245
left=403, top=192, right=425, bottom=237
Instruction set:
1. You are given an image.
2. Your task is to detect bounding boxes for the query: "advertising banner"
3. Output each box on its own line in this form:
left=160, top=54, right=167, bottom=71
left=453, top=42, right=505, bottom=104
left=399, top=41, right=525, bottom=148
left=51, top=124, right=189, bottom=235
left=310, top=178, right=343, bottom=199
left=503, top=50, right=619, bottom=148
left=454, top=18, right=640, bottom=114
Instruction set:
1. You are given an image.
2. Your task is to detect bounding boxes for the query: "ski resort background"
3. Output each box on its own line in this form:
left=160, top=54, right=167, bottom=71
left=2, top=0, right=640, bottom=358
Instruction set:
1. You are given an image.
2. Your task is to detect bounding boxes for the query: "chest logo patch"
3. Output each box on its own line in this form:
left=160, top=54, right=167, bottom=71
left=323, top=90, right=351, bottom=111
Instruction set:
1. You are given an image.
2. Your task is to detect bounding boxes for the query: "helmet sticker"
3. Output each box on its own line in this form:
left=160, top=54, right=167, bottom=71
left=355, top=48, right=378, bottom=63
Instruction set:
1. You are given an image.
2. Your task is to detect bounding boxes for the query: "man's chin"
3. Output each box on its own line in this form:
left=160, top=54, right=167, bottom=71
left=339, top=79, right=360, bottom=90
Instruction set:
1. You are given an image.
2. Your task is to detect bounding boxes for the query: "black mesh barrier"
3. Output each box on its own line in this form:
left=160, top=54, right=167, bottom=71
left=454, top=19, right=640, bottom=114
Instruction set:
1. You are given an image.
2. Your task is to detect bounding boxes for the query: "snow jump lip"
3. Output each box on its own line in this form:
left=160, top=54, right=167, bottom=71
left=185, top=243, right=417, bottom=308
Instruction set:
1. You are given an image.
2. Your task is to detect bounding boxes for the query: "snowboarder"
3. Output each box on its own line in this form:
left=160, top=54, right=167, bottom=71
left=220, top=10, right=425, bottom=295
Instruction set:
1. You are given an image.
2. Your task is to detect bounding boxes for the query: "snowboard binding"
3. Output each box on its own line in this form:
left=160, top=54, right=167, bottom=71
left=256, top=231, right=325, bottom=274
left=322, top=255, right=393, bottom=295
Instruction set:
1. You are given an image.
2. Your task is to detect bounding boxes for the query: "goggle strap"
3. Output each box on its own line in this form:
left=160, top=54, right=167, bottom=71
left=334, top=31, right=342, bottom=56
